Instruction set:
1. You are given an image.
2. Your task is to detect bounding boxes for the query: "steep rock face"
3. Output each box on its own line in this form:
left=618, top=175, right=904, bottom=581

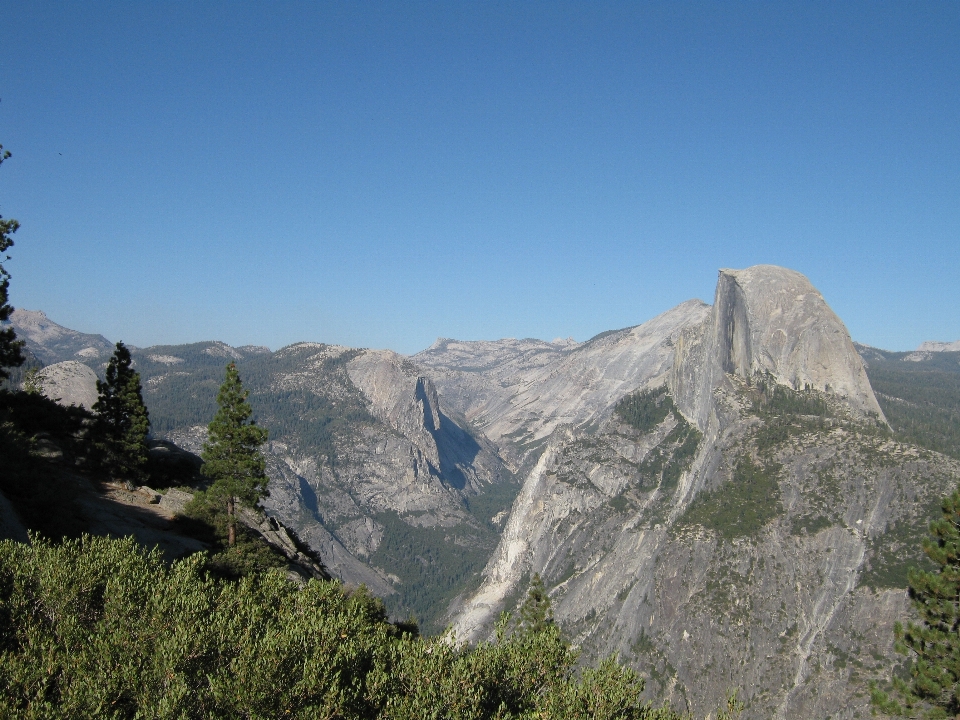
left=36, top=360, right=99, bottom=409
left=449, top=266, right=948, bottom=719
left=415, top=300, right=711, bottom=468
left=6, top=309, right=114, bottom=365
left=671, top=266, right=884, bottom=431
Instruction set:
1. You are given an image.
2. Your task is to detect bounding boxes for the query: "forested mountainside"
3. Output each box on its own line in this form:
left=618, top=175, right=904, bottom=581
left=7, top=266, right=960, bottom=718
left=856, top=343, right=960, bottom=460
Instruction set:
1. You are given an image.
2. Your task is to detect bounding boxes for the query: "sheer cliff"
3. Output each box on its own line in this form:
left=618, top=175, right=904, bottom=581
left=443, top=265, right=957, bottom=719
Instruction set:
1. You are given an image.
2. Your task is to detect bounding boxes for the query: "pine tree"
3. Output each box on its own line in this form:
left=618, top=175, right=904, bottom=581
left=873, top=487, right=960, bottom=717
left=93, top=342, right=150, bottom=484
left=0, top=144, right=25, bottom=379
left=518, top=572, right=554, bottom=634
left=201, top=363, right=268, bottom=546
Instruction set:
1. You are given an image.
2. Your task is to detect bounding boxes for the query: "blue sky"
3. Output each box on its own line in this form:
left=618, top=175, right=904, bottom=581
left=1, top=2, right=958, bottom=353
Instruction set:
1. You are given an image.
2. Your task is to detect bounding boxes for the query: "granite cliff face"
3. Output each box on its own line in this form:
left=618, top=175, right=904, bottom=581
left=671, top=266, right=885, bottom=432
left=444, top=265, right=954, bottom=719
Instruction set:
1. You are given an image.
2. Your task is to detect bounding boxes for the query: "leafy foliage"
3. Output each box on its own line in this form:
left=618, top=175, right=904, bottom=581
left=92, top=342, right=150, bottom=483
left=873, top=488, right=960, bottom=718
left=518, top=572, right=554, bottom=633
left=369, top=510, right=496, bottom=633
left=639, top=421, right=702, bottom=494
left=0, top=144, right=25, bottom=379
left=174, top=489, right=289, bottom=580
left=860, top=498, right=941, bottom=591
left=613, top=385, right=702, bottom=497
left=749, top=372, right=830, bottom=418
left=0, top=534, right=686, bottom=719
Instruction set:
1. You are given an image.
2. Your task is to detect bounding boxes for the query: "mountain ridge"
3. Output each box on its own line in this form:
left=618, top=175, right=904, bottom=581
left=7, top=265, right=959, bottom=717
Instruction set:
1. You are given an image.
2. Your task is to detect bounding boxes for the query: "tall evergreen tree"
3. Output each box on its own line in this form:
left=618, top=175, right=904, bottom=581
left=202, top=363, right=268, bottom=546
left=518, top=572, right=554, bottom=634
left=93, top=342, right=150, bottom=483
left=873, top=487, right=960, bottom=718
left=0, top=144, right=25, bottom=379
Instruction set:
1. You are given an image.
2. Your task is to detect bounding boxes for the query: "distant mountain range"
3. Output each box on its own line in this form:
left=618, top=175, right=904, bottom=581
left=5, top=266, right=960, bottom=720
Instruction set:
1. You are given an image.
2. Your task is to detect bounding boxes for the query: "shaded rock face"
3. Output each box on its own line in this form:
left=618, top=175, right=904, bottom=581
left=446, top=266, right=950, bottom=719
left=0, top=490, right=29, bottom=543
left=37, top=361, right=99, bottom=409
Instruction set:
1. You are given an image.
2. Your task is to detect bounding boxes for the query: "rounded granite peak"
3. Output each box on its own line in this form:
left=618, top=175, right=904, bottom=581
left=672, top=264, right=885, bottom=427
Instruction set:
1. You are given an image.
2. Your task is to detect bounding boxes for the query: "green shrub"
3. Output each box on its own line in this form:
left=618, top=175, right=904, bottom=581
left=0, top=535, right=685, bottom=719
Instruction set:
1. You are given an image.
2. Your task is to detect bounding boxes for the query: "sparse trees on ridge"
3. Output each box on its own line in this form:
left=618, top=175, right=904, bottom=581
left=93, top=342, right=150, bottom=483
left=201, top=362, right=268, bottom=546
left=0, top=143, right=25, bottom=379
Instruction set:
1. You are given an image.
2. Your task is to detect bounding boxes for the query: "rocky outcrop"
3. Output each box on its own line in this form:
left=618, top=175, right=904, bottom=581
left=347, top=350, right=443, bottom=469
left=36, top=360, right=99, bottom=409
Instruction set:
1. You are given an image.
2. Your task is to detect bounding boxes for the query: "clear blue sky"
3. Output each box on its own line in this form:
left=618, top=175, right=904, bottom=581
left=1, top=2, right=957, bottom=353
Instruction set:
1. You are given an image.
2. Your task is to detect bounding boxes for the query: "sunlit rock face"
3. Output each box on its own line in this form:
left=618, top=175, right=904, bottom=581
left=414, top=299, right=711, bottom=468
left=671, top=265, right=885, bottom=433
left=36, top=360, right=99, bottom=409
left=444, top=265, right=946, bottom=720
left=917, top=339, right=960, bottom=352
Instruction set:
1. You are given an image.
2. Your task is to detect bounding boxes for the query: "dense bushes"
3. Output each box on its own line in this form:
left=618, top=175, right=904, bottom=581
left=0, top=535, right=684, bottom=719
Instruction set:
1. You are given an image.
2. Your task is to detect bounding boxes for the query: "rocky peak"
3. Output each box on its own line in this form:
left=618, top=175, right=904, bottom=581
left=6, top=308, right=114, bottom=365
left=346, top=350, right=443, bottom=467
left=671, top=265, right=885, bottom=429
